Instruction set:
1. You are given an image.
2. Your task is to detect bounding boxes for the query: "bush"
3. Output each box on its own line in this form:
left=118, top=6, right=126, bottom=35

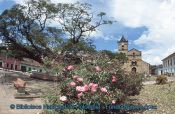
left=156, top=75, right=168, bottom=85
left=44, top=59, right=143, bottom=114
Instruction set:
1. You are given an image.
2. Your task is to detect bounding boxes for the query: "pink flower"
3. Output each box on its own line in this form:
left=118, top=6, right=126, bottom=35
left=91, top=88, right=97, bottom=92
left=112, top=76, right=117, bottom=83
left=73, top=75, right=79, bottom=80
left=92, top=84, right=98, bottom=88
left=60, top=96, right=68, bottom=102
left=67, top=65, right=74, bottom=71
left=77, top=77, right=83, bottom=82
left=76, top=86, right=85, bottom=92
left=112, top=75, right=116, bottom=79
left=76, top=85, right=89, bottom=92
left=100, top=87, right=108, bottom=93
left=88, top=83, right=98, bottom=92
left=83, top=84, right=89, bottom=92
left=112, top=79, right=117, bottom=83
left=69, top=82, right=76, bottom=87
left=91, top=84, right=98, bottom=92
left=89, top=83, right=95, bottom=88
left=95, top=66, right=101, bottom=72
left=77, top=92, right=83, bottom=99
left=112, top=100, right=116, bottom=104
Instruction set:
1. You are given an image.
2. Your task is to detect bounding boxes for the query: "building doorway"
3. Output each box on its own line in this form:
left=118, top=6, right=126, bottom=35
left=11, top=64, right=13, bottom=70
left=132, top=67, right=137, bottom=73
left=0, top=62, right=2, bottom=68
left=21, top=66, right=27, bottom=72
left=161, top=70, right=163, bottom=75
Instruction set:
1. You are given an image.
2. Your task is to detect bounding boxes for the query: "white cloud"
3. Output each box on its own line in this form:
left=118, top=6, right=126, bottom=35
left=12, top=0, right=28, bottom=5
left=90, top=30, right=117, bottom=41
left=13, top=0, right=80, bottom=5
left=110, top=0, right=175, bottom=65
left=51, top=0, right=79, bottom=3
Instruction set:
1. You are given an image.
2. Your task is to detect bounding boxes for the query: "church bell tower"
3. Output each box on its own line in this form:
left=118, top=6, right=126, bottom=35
left=117, top=35, right=128, bottom=55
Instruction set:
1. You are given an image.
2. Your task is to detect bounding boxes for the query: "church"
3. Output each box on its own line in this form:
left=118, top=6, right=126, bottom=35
left=117, top=36, right=150, bottom=75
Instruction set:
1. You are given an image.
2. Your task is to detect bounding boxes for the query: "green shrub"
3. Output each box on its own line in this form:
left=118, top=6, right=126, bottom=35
left=156, top=75, right=168, bottom=85
left=44, top=60, right=143, bottom=114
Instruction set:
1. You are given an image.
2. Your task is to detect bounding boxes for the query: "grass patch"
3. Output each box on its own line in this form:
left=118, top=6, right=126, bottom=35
left=131, top=82, right=175, bottom=114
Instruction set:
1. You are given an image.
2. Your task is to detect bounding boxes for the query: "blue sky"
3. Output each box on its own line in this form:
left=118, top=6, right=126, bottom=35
left=92, top=24, right=147, bottom=51
left=1, top=0, right=175, bottom=65
left=0, top=0, right=14, bottom=12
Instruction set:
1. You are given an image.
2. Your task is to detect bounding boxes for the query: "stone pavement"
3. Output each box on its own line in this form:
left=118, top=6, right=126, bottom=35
left=0, top=82, right=43, bottom=114
left=0, top=70, right=57, bottom=114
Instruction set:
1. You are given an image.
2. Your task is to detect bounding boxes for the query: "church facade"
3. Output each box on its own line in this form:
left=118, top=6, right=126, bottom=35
left=118, top=36, right=150, bottom=75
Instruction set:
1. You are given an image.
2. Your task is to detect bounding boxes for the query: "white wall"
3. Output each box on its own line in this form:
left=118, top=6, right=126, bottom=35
left=163, top=56, right=175, bottom=75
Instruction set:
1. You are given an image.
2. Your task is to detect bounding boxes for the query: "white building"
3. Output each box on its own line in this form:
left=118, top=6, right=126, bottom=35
left=162, top=52, right=175, bottom=76
left=155, top=64, right=163, bottom=75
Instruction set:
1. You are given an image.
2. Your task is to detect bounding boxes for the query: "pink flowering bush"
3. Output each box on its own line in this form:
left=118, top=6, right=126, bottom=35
left=49, top=61, right=143, bottom=114
left=43, top=57, right=142, bottom=114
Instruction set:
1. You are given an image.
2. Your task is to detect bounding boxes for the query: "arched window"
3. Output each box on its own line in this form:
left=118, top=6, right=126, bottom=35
left=122, top=45, right=124, bottom=50
left=132, top=67, right=137, bottom=73
left=131, top=61, right=137, bottom=66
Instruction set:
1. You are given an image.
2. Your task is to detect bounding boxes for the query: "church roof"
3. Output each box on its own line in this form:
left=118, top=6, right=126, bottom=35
left=118, top=35, right=128, bottom=43
left=128, top=48, right=141, bottom=52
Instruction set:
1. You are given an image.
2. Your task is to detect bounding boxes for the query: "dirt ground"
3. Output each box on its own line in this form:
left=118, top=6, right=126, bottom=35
left=0, top=70, right=59, bottom=114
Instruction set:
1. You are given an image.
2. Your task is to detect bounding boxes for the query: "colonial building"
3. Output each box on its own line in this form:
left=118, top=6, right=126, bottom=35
left=118, top=36, right=150, bottom=75
left=0, top=56, right=21, bottom=70
left=162, top=52, right=175, bottom=75
left=0, top=55, right=45, bottom=73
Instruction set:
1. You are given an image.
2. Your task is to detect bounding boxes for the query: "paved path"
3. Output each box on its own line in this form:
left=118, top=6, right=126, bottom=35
left=0, top=83, right=43, bottom=114
left=0, top=70, right=56, bottom=114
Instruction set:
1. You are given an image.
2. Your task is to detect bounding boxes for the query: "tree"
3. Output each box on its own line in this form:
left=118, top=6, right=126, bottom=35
left=53, top=2, right=113, bottom=64
left=56, top=2, right=114, bottom=54
left=61, top=39, right=96, bottom=54
left=0, top=0, right=62, bottom=63
left=100, top=50, right=116, bottom=60
left=0, top=0, right=113, bottom=63
left=115, top=52, right=128, bottom=65
left=55, top=2, right=113, bottom=44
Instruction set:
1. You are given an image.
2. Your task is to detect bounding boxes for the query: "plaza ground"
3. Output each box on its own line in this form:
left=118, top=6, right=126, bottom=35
left=131, top=82, right=175, bottom=114
left=0, top=70, right=58, bottom=114
left=1, top=70, right=175, bottom=114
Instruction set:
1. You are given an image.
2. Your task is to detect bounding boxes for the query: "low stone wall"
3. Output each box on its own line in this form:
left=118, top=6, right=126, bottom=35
left=30, top=73, right=60, bottom=81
